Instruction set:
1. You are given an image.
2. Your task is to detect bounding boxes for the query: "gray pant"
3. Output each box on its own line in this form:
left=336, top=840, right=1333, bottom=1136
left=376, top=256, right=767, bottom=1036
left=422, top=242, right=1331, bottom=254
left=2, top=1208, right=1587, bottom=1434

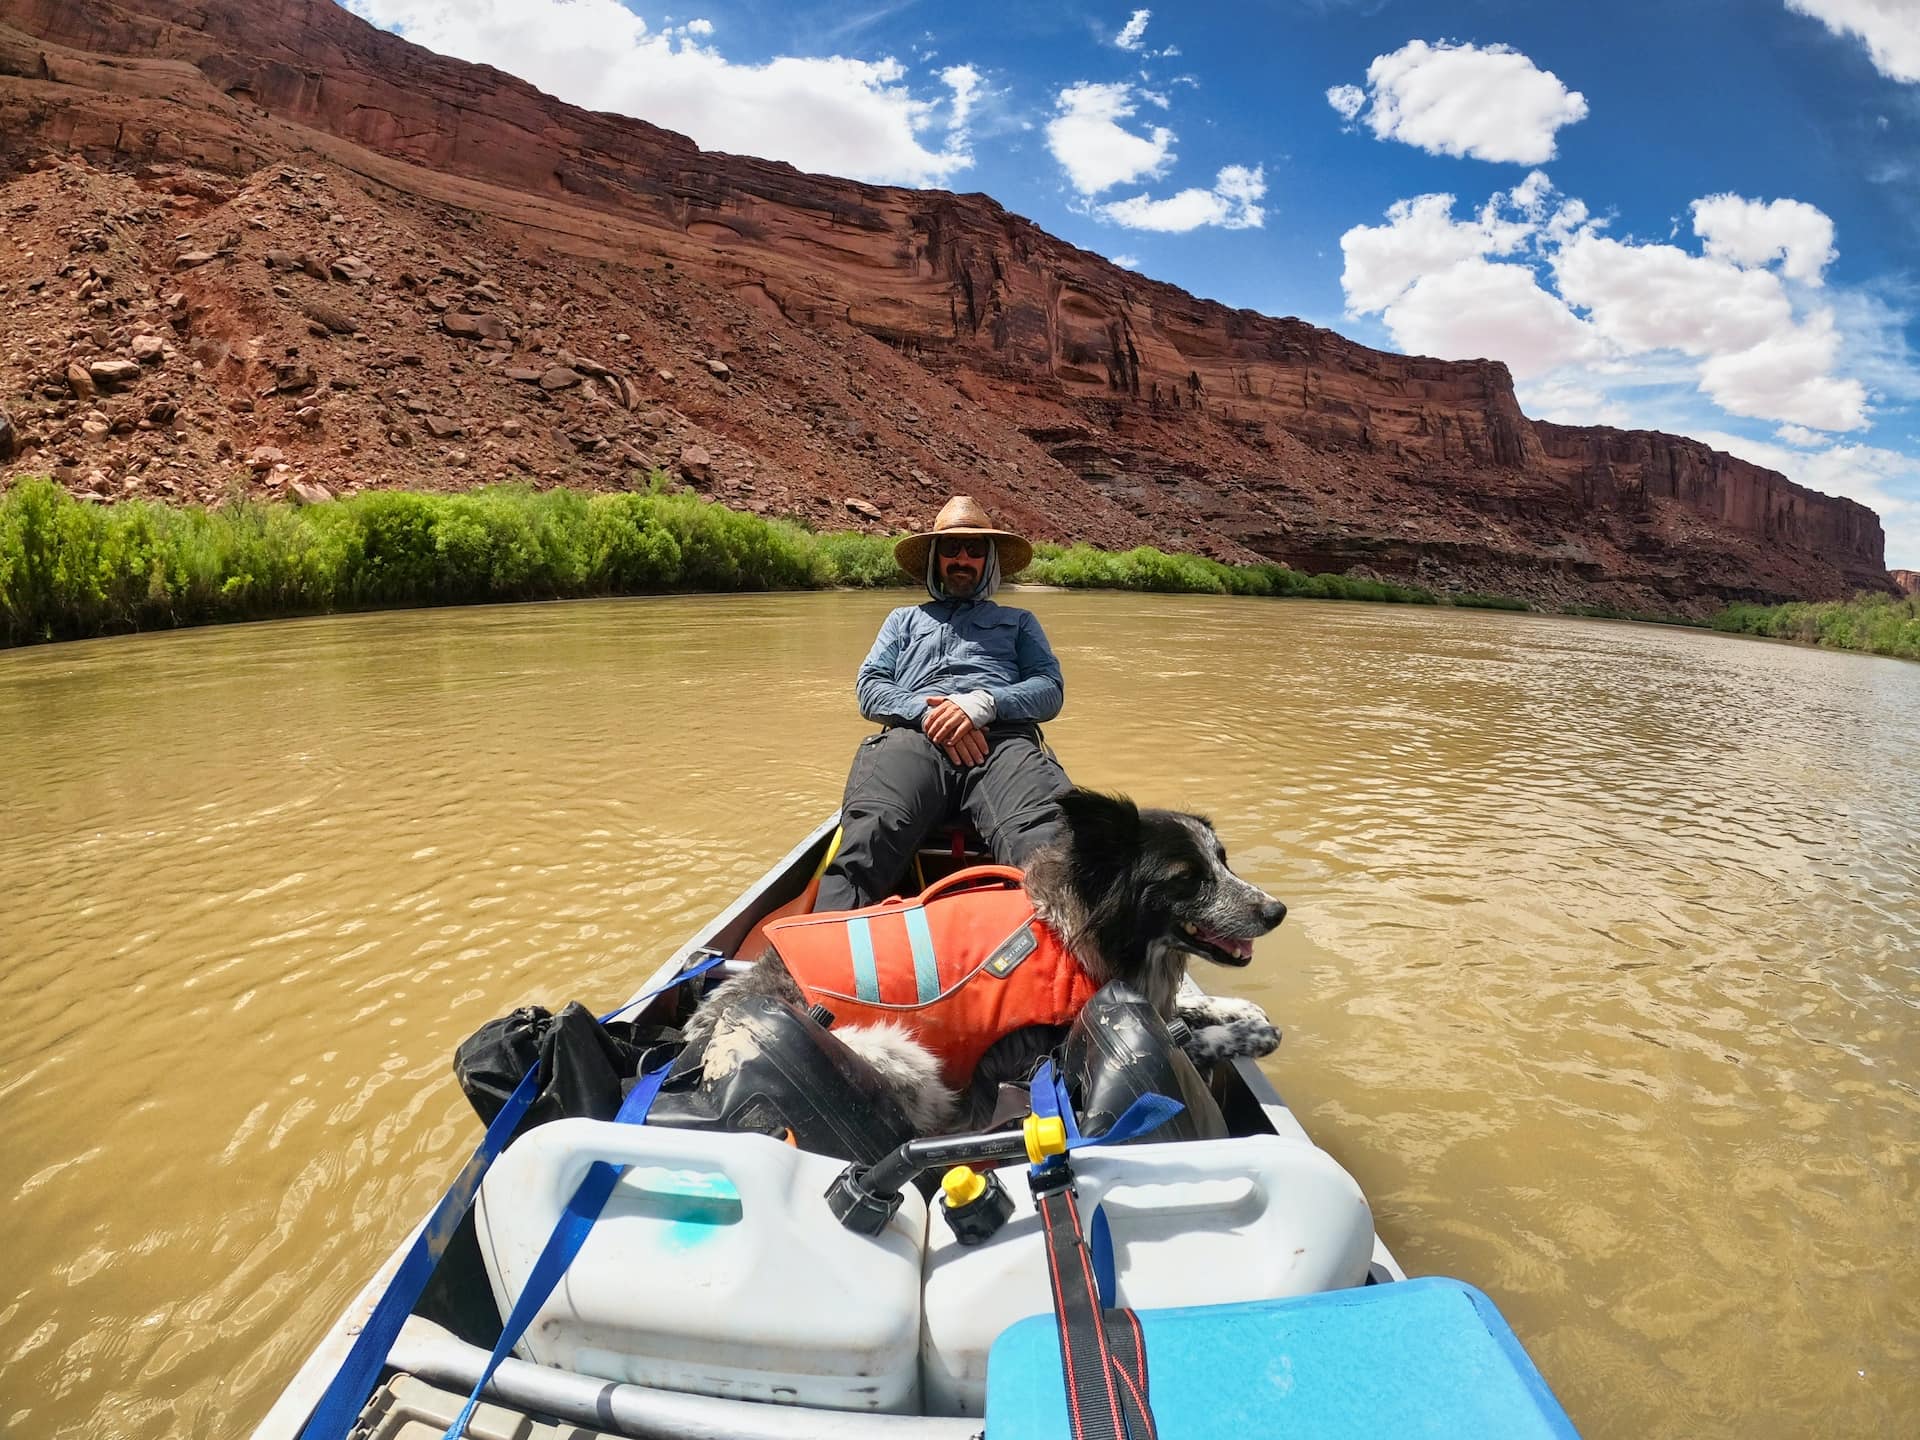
left=815, top=724, right=1071, bottom=912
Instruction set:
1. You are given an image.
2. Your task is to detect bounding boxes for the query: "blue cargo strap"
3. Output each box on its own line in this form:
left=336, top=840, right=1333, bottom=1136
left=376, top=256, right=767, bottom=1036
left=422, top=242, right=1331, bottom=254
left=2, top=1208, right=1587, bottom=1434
left=1025, top=1057, right=1182, bottom=1307
left=1027, top=1058, right=1184, bottom=1160
left=438, top=1055, right=674, bottom=1440
left=298, top=954, right=726, bottom=1440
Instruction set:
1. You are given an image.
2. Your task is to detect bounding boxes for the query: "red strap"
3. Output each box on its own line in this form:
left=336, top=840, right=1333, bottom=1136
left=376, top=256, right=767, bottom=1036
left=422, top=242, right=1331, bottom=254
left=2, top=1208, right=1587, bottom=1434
left=1034, top=1177, right=1157, bottom=1440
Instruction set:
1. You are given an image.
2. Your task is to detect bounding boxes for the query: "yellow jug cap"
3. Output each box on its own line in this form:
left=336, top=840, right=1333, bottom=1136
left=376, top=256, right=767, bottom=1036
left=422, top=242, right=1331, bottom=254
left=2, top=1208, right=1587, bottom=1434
left=1023, top=1113, right=1068, bottom=1165
left=942, top=1165, right=988, bottom=1208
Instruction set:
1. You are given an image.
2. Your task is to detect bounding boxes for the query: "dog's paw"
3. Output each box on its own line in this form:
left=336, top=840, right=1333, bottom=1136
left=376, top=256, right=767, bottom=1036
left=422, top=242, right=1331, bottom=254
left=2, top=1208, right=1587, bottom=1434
left=1176, top=995, right=1281, bottom=1062
left=1177, top=993, right=1269, bottom=1030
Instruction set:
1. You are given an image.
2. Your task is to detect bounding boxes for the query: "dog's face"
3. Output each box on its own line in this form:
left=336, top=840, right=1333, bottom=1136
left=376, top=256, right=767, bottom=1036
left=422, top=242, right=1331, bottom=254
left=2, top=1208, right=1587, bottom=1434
left=1141, top=810, right=1288, bottom=970
left=1037, top=788, right=1287, bottom=1009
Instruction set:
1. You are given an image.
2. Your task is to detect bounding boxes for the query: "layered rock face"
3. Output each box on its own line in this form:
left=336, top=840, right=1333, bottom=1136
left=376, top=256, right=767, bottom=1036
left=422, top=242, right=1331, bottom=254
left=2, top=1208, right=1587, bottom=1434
left=0, top=0, right=1893, bottom=609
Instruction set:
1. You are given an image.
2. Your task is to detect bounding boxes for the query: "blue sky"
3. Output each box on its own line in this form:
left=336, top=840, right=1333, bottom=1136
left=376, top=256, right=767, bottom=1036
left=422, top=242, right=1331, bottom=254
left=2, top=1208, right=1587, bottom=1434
left=339, top=0, right=1920, bottom=567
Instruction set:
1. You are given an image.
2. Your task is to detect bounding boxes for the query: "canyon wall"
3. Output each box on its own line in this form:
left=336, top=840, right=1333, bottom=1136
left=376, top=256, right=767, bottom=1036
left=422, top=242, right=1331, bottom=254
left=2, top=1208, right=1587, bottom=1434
left=0, top=0, right=1892, bottom=609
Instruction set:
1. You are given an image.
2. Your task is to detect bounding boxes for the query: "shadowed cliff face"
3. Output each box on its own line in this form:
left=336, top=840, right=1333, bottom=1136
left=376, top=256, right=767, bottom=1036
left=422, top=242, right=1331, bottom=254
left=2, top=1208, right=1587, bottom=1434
left=0, top=0, right=1893, bottom=610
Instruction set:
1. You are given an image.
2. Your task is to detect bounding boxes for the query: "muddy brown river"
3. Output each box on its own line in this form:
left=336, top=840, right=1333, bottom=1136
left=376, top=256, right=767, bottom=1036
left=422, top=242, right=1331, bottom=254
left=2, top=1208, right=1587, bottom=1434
left=1, top=591, right=1915, bottom=1438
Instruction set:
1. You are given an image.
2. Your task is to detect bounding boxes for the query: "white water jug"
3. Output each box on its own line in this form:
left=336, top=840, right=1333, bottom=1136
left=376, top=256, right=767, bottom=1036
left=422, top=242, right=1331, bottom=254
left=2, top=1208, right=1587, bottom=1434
left=920, top=1133, right=1376, bottom=1417
left=475, top=1120, right=928, bottom=1412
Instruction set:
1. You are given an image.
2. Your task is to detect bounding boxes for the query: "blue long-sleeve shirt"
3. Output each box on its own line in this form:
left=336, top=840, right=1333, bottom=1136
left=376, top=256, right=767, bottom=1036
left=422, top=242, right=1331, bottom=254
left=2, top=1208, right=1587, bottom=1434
left=856, top=598, right=1064, bottom=729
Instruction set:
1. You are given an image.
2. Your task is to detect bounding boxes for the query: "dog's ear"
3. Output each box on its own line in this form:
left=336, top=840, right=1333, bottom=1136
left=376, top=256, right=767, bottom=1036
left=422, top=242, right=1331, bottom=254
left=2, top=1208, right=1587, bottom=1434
left=1054, top=787, right=1141, bottom=868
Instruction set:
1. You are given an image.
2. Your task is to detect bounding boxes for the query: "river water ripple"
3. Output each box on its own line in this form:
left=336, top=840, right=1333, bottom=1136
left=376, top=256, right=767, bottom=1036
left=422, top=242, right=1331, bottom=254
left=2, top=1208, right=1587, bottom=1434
left=1, top=593, right=1914, bottom=1438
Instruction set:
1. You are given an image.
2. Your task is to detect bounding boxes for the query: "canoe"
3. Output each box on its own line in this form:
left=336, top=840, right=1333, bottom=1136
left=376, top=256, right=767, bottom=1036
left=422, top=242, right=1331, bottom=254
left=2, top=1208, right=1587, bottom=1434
left=255, top=817, right=1577, bottom=1440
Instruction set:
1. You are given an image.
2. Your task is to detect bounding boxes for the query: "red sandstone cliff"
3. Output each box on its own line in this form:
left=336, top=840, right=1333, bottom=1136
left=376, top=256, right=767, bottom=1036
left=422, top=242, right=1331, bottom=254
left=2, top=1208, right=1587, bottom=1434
left=0, top=0, right=1894, bottom=610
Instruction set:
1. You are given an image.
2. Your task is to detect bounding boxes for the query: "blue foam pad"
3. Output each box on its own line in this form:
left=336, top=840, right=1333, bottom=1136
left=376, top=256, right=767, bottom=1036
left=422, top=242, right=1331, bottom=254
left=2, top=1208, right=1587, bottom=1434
left=984, top=1277, right=1580, bottom=1439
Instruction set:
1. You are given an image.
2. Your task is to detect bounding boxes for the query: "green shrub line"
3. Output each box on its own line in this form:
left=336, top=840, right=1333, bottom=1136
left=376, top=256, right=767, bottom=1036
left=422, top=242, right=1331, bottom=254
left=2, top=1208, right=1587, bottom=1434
left=1022, top=541, right=1438, bottom=604
left=0, top=475, right=1471, bottom=647
left=25, top=474, right=1905, bottom=654
left=0, top=475, right=831, bottom=646
left=1711, top=592, right=1920, bottom=661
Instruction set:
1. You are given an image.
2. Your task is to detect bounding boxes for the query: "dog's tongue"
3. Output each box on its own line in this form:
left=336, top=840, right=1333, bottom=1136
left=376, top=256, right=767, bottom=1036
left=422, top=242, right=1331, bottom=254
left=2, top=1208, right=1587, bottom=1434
left=1197, top=926, right=1255, bottom=961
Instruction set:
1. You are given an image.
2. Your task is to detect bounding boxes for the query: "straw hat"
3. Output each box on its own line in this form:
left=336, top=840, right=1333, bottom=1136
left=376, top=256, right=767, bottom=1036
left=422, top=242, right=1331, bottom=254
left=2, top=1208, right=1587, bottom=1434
left=894, top=495, right=1033, bottom=580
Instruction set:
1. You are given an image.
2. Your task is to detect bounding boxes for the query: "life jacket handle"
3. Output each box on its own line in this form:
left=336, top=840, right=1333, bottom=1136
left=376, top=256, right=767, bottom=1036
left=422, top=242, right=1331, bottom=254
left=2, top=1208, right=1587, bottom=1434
left=914, top=863, right=1026, bottom=905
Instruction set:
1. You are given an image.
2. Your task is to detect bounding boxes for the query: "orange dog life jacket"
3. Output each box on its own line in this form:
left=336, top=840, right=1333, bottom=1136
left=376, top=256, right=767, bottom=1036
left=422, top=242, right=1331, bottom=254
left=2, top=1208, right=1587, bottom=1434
left=763, top=865, right=1100, bottom=1088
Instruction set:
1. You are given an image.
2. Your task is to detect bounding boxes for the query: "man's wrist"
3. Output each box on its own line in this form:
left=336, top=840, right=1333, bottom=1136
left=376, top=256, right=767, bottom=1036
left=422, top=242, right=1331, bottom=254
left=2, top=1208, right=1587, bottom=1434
left=949, top=690, right=996, bottom=729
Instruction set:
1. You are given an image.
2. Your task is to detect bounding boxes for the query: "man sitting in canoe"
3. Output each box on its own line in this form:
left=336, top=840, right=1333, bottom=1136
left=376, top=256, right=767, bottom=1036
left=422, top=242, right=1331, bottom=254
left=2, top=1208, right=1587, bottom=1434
left=814, top=496, right=1071, bottom=911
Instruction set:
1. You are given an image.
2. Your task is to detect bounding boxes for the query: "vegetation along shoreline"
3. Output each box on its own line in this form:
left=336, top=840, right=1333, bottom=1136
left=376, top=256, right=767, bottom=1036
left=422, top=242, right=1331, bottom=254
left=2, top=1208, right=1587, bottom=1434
left=1, top=476, right=1913, bottom=660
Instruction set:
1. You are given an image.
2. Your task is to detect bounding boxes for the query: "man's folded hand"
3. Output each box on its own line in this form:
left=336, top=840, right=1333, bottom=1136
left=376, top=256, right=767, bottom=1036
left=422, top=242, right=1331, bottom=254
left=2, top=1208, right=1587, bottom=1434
left=924, top=696, right=989, bottom=766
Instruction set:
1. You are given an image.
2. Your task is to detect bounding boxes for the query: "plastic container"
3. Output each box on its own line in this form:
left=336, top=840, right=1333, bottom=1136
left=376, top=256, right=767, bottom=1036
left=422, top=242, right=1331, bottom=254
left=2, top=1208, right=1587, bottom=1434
left=984, top=1279, right=1582, bottom=1439
left=919, top=1133, right=1375, bottom=1417
left=475, top=1119, right=928, bottom=1412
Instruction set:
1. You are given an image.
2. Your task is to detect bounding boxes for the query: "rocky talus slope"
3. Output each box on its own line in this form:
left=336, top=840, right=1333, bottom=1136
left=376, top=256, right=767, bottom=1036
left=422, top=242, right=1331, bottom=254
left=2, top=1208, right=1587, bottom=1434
left=0, top=0, right=1893, bottom=612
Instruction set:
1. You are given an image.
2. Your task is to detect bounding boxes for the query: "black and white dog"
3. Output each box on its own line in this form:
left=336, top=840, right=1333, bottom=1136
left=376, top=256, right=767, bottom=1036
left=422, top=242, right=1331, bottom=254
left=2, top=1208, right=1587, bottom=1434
left=683, top=788, right=1287, bottom=1133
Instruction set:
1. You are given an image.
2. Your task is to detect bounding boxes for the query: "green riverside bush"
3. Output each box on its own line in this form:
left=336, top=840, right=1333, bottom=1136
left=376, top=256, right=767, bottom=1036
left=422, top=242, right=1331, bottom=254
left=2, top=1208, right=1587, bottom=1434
left=1711, top=592, right=1920, bottom=661
left=1, top=475, right=1478, bottom=647
left=1023, top=541, right=1440, bottom=604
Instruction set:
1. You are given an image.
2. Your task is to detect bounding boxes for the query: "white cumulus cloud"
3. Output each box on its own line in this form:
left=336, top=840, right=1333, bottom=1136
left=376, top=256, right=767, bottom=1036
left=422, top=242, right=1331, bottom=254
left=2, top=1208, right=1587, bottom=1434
left=1785, top=0, right=1920, bottom=83
left=1325, top=83, right=1366, bottom=122
left=941, top=63, right=983, bottom=136
left=1549, top=232, right=1869, bottom=430
left=1517, top=377, right=1634, bottom=428
left=1551, top=234, right=1795, bottom=357
left=1339, top=188, right=1536, bottom=315
left=338, top=0, right=976, bottom=186
left=1696, top=309, right=1869, bottom=432
left=1098, top=164, right=1265, bottom=232
left=1382, top=258, right=1599, bottom=378
left=1691, top=193, right=1837, bottom=285
left=1115, top=9, right=1152, bottom=51
left=1339, top=177, right=1881, bottom=436
left=1331, top=40, right=1589, bottom=165
left=1045, top=81, right=1175, bottom=194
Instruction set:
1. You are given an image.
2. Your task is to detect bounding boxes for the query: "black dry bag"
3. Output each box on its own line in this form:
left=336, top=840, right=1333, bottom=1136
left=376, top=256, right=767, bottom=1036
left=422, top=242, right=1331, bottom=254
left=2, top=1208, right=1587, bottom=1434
left=646, top=993, right=919, bottom=1165
left=1061, top=981, right=1228, bottom=1143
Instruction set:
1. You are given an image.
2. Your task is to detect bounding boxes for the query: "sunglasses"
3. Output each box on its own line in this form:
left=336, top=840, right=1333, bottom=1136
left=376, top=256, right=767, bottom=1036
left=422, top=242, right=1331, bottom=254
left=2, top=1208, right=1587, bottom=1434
left=937, top=538, right=990, bottom=559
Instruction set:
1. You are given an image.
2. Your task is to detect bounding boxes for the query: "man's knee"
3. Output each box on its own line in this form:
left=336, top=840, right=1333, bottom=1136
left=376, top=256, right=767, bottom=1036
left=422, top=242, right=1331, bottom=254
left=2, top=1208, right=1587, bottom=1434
left=968, top=735, right=1070, bottom=866
left=994, top=801, right=1064, bottom=868
left=824, top=730, right=952, bottom=908
left=843, top=728, right=946, bottom=811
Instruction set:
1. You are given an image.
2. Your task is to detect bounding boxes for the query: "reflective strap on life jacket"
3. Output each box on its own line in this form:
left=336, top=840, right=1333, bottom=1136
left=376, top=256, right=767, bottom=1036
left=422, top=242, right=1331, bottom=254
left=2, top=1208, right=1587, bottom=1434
left=848, top=915, right=880, bottom=1002
left=769, top=869, right=1096, bottom=1084
left=906, top=907, right=939, bottom=1003
left=843, top=908, right=942, bottom=1004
